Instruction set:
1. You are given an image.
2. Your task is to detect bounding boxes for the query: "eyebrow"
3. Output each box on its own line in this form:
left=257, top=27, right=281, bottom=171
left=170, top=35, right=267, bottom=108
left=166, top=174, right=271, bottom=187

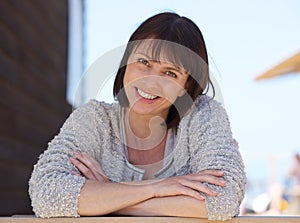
left=134, top=52, right=186, bottom=75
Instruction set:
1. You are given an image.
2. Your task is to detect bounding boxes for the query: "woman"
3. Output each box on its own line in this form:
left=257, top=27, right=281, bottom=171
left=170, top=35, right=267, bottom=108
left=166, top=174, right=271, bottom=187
left=29, top=12, right=246, bottom=220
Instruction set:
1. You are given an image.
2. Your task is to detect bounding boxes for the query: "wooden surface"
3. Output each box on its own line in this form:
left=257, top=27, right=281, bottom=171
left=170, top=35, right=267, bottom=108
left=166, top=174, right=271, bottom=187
left=0, top=216, right=299, bottom=223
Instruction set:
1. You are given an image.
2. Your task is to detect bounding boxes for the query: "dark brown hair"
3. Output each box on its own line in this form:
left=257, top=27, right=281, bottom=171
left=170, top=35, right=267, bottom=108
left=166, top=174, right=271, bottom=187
left=113, top=12, right=214, bottom=128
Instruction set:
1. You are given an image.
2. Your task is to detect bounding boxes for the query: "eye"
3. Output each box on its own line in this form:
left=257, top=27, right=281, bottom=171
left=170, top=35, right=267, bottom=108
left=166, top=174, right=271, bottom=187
left=137, top=58, right=150, bottom=66
left=165, top=71, right=177, bottom=78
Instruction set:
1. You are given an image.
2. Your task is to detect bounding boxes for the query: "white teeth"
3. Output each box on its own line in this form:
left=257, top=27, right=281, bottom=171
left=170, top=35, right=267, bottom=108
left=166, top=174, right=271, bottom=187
left=137, top=88, right=158, bottom=100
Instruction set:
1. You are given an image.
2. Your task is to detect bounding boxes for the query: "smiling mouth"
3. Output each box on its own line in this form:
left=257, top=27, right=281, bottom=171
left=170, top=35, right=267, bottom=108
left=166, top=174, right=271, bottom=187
left=137, top=88, right=159, bottom=100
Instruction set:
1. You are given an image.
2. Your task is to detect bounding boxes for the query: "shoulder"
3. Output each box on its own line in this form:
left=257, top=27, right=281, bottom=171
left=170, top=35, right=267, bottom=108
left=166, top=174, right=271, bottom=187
left=61, top=99, right=120, bottom=132
left=195, top=95, right=225, bottom=114
left=74, top=99, right=118, bottom=114
left=184, top=95, right=229, bottom=126
left=70, top=99, right=119, bottom=120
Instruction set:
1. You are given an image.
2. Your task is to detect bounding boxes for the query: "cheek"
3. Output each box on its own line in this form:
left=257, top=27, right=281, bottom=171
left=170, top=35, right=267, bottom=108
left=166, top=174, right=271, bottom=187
left=161, top=81, right=186, bottom=102
left=123, top=65, right=147, bottom=86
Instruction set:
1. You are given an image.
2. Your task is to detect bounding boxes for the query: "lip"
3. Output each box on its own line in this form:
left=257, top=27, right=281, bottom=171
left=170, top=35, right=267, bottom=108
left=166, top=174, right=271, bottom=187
left=135, top=87, right=160, bottom=104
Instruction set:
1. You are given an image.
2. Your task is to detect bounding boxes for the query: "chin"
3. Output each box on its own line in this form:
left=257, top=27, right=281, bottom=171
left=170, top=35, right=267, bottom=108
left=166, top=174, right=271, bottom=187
left=129, top=104, right=156, bottom=116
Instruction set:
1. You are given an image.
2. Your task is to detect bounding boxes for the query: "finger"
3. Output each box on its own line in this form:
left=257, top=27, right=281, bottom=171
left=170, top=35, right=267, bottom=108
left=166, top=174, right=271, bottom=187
left=178, top=186, right=206, bottom=200
left=180, top=179, right=217, bottom=197
left=82, top=152, right=108, bottom=176
left=70, top=157, right=96, bottom=180
left=188, top=171, right=226, bottom=186
left=82, top=152, right=102, bottom=169
left=92, top=168, right=109, bottom=182
left=79, top=152, right=109, bottom=181
left=154, top=183, right=205, bottom=201
left=74, top=152, right=109, bottom=182
left=197, top=169, right=224, bottom=177
left=71, top=170, right=82, bottom=177
left=197, top=175, right=226, bottom=187
left=73, top=152, right=93, bottom=168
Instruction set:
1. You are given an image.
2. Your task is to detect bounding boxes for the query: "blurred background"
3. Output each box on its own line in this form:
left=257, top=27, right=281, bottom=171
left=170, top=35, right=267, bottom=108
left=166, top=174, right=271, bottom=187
left=0, top=0, right=299, bottom=216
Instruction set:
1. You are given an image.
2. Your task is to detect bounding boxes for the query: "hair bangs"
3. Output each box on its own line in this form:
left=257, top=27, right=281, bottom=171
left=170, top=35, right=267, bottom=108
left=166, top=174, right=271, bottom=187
left=131, top=39, right=199, bottom=75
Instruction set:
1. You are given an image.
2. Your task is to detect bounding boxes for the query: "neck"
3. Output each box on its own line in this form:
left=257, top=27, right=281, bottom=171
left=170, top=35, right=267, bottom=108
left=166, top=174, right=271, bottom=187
left=124, top=108, right=168, bottom=150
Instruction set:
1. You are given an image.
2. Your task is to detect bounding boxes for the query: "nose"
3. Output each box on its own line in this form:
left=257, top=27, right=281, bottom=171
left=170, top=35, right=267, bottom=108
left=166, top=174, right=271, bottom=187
left=139, top=75, right=162, bottom=90
left=140, top=64, right=164, bottom=84
left=138, top=63, right=179, bottom=90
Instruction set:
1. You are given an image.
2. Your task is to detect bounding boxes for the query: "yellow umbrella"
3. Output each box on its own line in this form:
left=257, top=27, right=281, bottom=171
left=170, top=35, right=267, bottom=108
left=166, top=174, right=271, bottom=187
left=255, top=51, right=300, bottom=81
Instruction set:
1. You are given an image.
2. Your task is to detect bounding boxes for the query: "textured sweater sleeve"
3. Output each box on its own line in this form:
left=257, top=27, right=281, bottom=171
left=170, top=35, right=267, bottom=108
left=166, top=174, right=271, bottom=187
left=188, top=99, right=246, bottom=221
left=28, top=100, right=102, bottom=218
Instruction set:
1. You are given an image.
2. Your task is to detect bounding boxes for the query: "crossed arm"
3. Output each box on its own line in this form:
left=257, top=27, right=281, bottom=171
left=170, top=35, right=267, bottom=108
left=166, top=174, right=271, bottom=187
left=71, top=152, right=226, bottom=218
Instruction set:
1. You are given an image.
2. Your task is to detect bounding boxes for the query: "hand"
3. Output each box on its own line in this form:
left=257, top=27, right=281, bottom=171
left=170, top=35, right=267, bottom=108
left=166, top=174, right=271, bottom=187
left=70, top=151, right=109, bottom=183
left=150, top=170, right=226, bottom=200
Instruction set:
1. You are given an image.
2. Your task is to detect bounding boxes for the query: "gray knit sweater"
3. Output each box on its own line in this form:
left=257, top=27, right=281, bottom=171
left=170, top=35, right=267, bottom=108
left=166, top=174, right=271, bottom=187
left=28, top=96, right=246, bottom=220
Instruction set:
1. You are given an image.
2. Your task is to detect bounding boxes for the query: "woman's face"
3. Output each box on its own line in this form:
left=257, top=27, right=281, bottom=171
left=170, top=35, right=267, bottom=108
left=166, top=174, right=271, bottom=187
left=123, top=49, right=189, bottom=119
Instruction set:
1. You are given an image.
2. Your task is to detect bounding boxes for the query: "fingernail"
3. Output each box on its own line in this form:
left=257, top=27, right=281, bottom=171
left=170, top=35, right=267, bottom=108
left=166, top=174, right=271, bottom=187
left=211, top=190, right=217, bottom=195
left=220, top=180, right=226, bottom=185
left=199, top=194, right=205, bottom=200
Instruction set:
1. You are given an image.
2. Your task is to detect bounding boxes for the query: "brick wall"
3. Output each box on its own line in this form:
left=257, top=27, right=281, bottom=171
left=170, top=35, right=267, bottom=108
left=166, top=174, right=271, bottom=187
left=0, top=0, right=72, bottom=215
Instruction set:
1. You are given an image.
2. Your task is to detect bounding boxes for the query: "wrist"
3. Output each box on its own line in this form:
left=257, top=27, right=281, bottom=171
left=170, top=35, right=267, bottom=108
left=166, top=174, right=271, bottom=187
left=142, top=183, right=156, bottom=199
left=116, top=180, right=156, bottom=199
